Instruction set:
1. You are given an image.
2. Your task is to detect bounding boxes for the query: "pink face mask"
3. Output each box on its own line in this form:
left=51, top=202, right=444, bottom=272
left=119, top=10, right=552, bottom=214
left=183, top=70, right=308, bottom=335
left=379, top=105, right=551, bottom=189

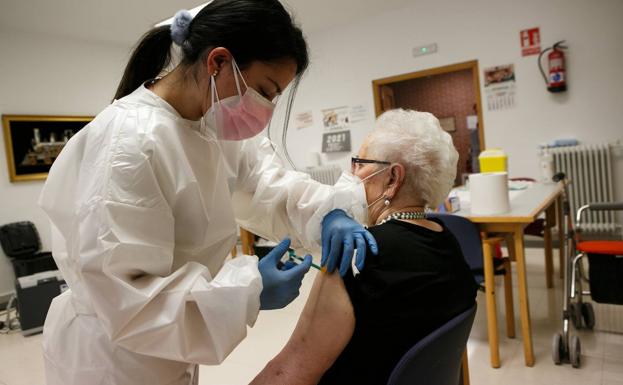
left=204, top=59, right=276, bottom=141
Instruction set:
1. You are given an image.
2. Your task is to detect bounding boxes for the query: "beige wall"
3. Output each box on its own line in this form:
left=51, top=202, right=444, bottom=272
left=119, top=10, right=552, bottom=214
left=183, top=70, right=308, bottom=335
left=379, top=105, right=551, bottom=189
left=0, top=31, right=130, bottom=295
left=284, top=0, right=623, bottom=186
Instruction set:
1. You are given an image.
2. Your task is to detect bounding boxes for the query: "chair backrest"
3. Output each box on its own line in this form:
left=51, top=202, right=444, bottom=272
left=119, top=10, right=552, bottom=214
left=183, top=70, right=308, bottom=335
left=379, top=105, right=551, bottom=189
left=386, top=304, right=477, bottom=385
left=0, top=221, right=41, bottom=259
left=429, top=213, right=484, bottom=273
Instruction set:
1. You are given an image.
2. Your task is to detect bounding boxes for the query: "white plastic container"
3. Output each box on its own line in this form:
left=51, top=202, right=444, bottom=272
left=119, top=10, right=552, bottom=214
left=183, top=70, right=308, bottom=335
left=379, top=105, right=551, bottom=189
left=539, top=151, right=555, bottom=183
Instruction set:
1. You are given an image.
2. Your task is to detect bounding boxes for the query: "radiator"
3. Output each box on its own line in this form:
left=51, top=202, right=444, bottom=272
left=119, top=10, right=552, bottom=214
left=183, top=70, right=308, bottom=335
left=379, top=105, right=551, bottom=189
left=550, top=143, right=617, bottom=232
left=304, top=165, right=343, bottom=185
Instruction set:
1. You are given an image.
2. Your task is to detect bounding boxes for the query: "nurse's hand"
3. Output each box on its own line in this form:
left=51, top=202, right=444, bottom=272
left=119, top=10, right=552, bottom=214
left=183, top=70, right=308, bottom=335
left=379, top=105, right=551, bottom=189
left=321, top=209, right=378, bottom=277
left=258, top=238, right=312, bottom=310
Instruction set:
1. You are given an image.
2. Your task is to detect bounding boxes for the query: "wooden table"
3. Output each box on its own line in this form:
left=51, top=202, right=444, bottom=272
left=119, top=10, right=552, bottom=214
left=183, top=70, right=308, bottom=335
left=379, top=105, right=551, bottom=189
left=453, top=181, right=565, bottom=367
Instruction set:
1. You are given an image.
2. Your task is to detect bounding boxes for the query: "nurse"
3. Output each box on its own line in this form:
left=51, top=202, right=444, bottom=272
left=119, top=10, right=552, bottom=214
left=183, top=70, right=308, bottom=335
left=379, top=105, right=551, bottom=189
left=38, top=1, right=376, bottom=384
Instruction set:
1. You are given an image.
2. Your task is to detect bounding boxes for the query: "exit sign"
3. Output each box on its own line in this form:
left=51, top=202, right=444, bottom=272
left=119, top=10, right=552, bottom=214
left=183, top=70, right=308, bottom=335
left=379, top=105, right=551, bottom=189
left=413, top=43, right=438, bottom=57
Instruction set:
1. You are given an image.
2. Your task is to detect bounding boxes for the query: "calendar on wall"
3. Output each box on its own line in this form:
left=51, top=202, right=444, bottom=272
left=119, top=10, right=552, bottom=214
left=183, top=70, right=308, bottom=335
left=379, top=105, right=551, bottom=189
left=321, top=130, right=351, bottom=153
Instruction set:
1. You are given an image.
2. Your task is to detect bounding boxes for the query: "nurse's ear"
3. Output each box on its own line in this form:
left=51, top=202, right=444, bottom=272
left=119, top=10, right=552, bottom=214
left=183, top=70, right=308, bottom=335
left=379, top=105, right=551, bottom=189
left=206, top=47, right=233, bottom=77
left=384, top=164, right=406, bottom=200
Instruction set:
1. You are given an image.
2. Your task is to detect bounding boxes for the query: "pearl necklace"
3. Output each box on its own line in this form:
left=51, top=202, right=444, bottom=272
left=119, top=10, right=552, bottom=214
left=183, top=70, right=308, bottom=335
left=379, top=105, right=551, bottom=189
left=377, top=210, right=427, bottom=225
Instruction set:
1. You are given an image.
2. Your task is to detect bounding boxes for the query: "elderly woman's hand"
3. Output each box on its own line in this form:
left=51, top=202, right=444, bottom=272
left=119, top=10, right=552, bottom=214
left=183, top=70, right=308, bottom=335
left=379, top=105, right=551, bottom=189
left=321, top=209, right=378, bottom=277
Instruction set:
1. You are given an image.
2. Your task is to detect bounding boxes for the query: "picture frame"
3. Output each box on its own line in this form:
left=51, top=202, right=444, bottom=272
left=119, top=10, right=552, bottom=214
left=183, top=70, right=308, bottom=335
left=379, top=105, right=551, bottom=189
left=439, top=116, right=457, bottom=132
left=2, top=115, right=93, bottom=182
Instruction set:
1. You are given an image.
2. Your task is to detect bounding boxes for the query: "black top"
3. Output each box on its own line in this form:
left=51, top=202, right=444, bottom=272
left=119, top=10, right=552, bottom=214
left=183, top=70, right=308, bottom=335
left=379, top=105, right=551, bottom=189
left=318, top=218, right=478, bottom=385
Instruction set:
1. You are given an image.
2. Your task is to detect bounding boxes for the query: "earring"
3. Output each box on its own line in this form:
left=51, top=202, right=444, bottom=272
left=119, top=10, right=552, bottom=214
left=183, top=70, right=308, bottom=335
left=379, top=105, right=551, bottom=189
left=384, top=198, right=391, bottom=206
left=213, top=69, right=219, bottom=77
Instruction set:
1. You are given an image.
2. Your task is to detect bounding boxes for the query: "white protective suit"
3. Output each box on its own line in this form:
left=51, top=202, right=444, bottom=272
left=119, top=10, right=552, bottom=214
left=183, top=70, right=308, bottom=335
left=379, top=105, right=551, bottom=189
left=38, top=84, right=367, bottom=385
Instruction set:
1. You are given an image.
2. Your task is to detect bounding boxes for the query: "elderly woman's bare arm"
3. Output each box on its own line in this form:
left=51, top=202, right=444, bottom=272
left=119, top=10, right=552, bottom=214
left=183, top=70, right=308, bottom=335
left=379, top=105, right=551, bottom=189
left=250, top=271, right=355, bottom=385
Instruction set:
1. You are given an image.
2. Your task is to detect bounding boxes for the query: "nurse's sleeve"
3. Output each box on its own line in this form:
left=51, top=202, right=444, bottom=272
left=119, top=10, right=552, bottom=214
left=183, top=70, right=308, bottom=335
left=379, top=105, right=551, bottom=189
left=42, top=148, right=262, bottom=365
left=231, top=137, right=367, bottom=252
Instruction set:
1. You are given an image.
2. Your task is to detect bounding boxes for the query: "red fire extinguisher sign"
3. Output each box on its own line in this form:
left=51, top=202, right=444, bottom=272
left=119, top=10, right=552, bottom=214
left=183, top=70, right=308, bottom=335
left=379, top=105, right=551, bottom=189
left=520, top=27, right=541, bottom=56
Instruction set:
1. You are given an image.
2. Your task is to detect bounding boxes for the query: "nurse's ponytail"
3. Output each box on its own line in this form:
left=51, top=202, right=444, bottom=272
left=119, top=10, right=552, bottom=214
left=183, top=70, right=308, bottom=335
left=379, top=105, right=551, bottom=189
left=113, top=0, right=309, bottom=101
left=113, top=26, right=172, bottom=100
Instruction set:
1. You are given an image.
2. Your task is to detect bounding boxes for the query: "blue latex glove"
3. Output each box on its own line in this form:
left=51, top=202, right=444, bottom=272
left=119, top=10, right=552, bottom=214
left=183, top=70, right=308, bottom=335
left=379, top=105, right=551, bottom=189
left=258, top=238, right=312, bottom=310
left=321, top=209, right=379, bottom=277
left=278, top=259, right=298, bottom=270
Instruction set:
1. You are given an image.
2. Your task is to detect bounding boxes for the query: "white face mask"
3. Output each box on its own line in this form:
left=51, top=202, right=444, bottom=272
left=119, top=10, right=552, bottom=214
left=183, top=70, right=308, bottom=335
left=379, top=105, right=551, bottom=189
left=359, top=166, right=391, bottom=208
left=333, top=166, right=390, bottom=225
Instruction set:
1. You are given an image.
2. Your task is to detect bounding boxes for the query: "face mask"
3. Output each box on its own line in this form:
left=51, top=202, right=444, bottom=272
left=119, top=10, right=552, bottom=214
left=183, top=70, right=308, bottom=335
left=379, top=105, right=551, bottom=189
left=360, top=166, right=390, bottom=208
left=203, top=59, right=275, bottom=141
left=334, top=166, right=390, bottom=224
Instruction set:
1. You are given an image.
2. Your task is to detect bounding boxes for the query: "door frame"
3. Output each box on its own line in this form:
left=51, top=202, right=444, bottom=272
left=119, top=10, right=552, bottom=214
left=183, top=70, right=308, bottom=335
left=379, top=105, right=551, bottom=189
left=372, top=60, right=485, bottom=150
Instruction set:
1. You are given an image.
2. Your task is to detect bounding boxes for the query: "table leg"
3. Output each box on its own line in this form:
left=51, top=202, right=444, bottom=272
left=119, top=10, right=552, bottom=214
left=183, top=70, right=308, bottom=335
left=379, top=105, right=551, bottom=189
left=544, top=205, right=554, bottom=288
left=240, top=227, right=255, bottom=256
left=502, top=258, right=516, bottom=338
left=556, top=195, right=565, bottom=279
left=482, top=238, right=500, bottom=368
left=505, top=234, right=516, bottom=262
left=461, top=349, right=471, bottom=385
left=514, top=226, right=535, bottom=366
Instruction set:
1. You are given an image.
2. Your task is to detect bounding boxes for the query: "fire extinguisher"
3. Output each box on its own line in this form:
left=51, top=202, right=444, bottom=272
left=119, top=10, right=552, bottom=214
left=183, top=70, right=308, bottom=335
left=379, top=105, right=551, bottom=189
left=538, top=40, right=568, bottom=93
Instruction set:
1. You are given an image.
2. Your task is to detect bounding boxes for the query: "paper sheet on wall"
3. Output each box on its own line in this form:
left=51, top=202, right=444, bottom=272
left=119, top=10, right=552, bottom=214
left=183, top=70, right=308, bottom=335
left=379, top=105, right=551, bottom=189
left=466, top=115, right=478, bottom=130
left=294, top=110, right=314, bottom=130
left=484, top=64, right=516, bottom=111
left=349, top=105, right=368, bottom=123
left=439, top=117, right=456, bottom=132
left=321, top=106, right=350, bottom=131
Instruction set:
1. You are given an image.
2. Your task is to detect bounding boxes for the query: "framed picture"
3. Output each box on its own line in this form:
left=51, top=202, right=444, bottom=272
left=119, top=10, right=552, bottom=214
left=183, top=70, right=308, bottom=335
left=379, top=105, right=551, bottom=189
left=2, top=115, right=93, bottom=182
left=439, top=117, right=456, bottom=132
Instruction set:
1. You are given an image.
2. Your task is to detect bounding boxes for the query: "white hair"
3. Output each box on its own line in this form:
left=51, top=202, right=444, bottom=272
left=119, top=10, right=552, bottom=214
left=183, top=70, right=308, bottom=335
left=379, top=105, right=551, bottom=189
left=366, top=109, right=459, bottom=208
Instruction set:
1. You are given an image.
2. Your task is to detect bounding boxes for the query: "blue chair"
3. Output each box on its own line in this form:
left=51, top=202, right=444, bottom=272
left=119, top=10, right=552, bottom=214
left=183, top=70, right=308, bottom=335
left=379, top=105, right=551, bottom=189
left=429, top=213, right=515, bottom=368
left=386, top=304, right=477, bottom=385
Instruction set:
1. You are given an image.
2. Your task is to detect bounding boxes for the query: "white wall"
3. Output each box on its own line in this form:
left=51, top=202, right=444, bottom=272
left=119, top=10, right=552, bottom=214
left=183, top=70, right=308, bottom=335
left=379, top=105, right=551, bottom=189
left=286, top=0, right=623, bottom=190
left=0, top=31, right=130, bottom=295
left=2, top=0, right=623, bottom=295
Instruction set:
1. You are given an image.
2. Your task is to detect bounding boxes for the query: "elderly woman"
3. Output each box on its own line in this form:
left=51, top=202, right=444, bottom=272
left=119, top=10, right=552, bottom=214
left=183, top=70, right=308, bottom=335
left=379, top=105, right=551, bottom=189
left=252, top=109, right=478, bottom=385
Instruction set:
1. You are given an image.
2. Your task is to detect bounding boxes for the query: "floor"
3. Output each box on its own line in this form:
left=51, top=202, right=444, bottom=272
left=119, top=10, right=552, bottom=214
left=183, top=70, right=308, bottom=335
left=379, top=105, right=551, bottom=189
left=0, top=247, right=621, bottom=385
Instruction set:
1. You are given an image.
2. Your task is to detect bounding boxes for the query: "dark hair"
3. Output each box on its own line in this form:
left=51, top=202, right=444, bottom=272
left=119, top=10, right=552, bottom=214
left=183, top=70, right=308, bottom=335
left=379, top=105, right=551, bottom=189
left=114, top=0, right=309, bottom=100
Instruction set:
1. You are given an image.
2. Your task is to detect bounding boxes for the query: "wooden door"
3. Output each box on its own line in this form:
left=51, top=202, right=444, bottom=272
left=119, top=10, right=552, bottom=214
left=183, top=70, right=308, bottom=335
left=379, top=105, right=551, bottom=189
left=380, top=85, right=396, bottom=113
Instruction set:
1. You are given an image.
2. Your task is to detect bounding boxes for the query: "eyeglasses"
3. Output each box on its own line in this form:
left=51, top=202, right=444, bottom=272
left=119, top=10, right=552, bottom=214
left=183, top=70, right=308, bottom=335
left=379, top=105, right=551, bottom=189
left=351, top=156, right=391, bottom=173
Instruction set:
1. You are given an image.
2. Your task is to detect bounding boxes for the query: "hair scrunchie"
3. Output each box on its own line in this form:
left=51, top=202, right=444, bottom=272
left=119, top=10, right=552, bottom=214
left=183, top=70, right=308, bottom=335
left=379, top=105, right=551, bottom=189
left=170, top=10, right=193, bottom=46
